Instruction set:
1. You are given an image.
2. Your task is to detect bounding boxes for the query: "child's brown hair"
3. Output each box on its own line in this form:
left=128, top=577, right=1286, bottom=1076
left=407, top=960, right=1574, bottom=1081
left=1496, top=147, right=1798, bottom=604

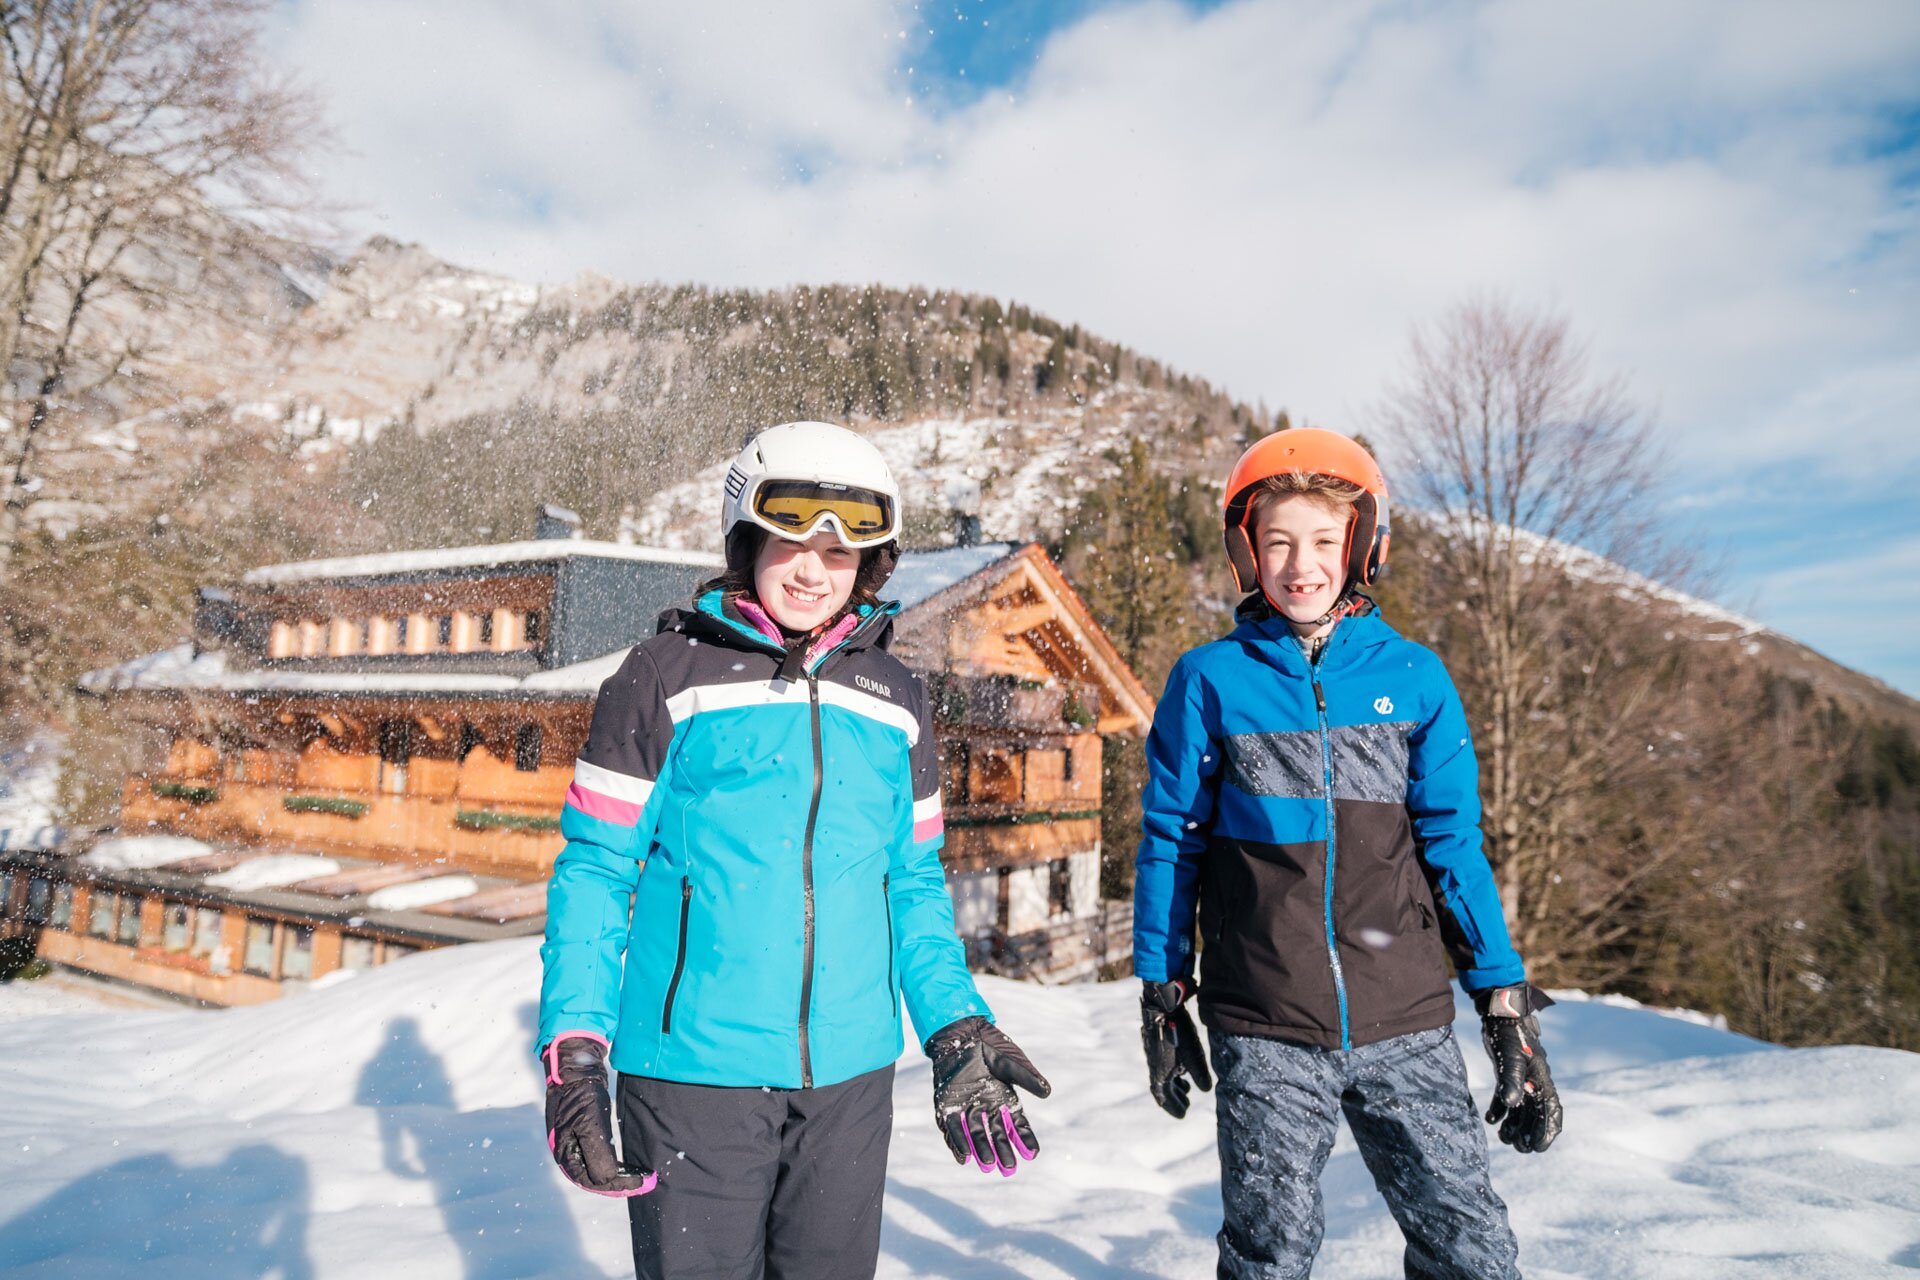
left=1246, top=472, right=1365, bottom=529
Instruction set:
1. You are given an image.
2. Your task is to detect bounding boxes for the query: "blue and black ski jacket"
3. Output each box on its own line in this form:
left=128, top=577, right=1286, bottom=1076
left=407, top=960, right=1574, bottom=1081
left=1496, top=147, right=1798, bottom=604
left=1134, top=602, right=1526, bottom=1050
left=536, top=590, right=990, bottom=1089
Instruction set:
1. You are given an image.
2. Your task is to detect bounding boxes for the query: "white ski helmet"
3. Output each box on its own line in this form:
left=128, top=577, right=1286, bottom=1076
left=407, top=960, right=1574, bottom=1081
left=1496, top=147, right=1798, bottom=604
left=721, top=421, right=902, bottom=583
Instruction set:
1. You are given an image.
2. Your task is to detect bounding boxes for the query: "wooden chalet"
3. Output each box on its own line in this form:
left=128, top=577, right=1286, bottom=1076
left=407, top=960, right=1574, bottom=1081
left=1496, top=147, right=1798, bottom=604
left=2, top=521, right=1154, bottom=1005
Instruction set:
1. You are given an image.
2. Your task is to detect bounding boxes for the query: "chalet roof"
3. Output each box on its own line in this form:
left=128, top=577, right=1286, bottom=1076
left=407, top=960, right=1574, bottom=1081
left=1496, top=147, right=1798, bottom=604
left=239, top=539, right=722, bottom=586
left=889, top=543, right=1158, bottom=737
left=8, top=838, right=547, bottom=944
left=80, top=543, right=1157, bottom=733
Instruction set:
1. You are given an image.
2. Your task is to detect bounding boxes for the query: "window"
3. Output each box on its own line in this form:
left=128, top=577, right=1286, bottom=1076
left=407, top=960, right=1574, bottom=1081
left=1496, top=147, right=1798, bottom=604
left=191, top=907, right=225, bottom=958
left=1062, top=744, right=1074, bottom=782
left=163, top=902, right=190, bottom=952
left=269, top=621, right=295, bottom=659
left=243, top=918, right=277, bottom=976
left=479, top=612, right=495, bottom=646
left=383, top=941, right=418, bottom=963
left=89, top=891, right=118, bottom=939
left=514, top=724, right=543, bottom=772
left=299, top=619, right=324, bottom=658
left=281, top=924, right=314, bottom=980
left=1048, top=858, right=1073, bottom=919
left=340, top=934, right=377, bottom=970
left=49, top=881, right=74, bottom=930
left=2, top=868, right=14, bottom=913
left=118, top=895, right=144, bottom=946
left=524, top=610, right=542, bottom=645
left=378, top=720, right=412, bottom=795
left=456, top=723, right=485, bottom=761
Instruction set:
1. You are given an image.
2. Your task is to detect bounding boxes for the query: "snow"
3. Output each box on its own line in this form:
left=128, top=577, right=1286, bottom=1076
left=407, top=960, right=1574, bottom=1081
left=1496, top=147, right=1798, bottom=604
left=204, top=855, right=342, bottom=892
left=0, top=733, right=62, bottom=849
left=241, top=539, right=720, bottom=586
left=1422, top=513, right=1767, bottom=640
left=79, top=644, right=634, bottom=698
left=79, top=835, right=214, bottom=871
left=366, top=876, right=480, bottom=912
left=889, top=545, right=1018, bottom=611
left=1, top=939, right=1914, bottom=1278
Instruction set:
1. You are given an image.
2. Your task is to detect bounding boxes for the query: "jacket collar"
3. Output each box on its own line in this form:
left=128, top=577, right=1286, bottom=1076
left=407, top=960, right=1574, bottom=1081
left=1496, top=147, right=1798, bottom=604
left=1226, top=602, right=1394, bottom=677
left=660, top=590, right=899, bottom=675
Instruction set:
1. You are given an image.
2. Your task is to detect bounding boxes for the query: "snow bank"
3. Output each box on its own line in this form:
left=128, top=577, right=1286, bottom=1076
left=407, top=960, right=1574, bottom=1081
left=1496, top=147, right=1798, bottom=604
left=80, top=835, right=214, bottom=871
left=0, top=941, right=1915, bottom=1279
left=366, top=875, right=479, bottom=911
left=204, top=855, right=342, bottom=892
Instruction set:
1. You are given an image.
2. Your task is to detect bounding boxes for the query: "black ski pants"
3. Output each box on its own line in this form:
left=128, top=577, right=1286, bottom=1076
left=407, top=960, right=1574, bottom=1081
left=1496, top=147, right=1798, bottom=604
left=1211, top=1026, right=1520, bottom=1280
left=616, top=1064, right=894, bottom=1280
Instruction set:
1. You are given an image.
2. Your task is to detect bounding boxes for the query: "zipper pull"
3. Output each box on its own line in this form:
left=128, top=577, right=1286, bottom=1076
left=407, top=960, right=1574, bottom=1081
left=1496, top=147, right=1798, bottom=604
left=1313, top=682, right=1326, bottom=713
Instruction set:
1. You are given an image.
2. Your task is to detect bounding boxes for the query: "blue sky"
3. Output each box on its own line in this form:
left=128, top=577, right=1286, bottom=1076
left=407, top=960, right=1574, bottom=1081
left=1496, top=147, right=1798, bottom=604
left=272, top=0, right=1920, bottom=697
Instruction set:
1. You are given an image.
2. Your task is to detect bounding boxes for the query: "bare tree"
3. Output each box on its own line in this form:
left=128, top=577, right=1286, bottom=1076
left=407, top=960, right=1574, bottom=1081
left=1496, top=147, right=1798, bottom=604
left=0, top=0, right=325, bottom=602
left=1375, top=297, right=1694, bottom=971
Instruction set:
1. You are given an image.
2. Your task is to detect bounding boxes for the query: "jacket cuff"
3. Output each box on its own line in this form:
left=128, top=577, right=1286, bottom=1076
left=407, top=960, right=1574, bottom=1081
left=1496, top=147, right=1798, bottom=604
left=1471, top=982, right=1555, bottom=1018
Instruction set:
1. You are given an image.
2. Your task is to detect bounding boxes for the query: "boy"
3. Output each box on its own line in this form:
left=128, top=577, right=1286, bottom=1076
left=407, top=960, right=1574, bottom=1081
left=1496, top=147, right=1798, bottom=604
left=1134, top=428, right=1562, bottom=1279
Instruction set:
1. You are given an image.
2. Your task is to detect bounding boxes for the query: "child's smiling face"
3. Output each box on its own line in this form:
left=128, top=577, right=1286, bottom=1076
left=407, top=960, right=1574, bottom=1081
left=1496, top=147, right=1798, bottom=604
left=754, top=529, right=860, bottom=631
left=1252, top=493, right=1351, bottom=629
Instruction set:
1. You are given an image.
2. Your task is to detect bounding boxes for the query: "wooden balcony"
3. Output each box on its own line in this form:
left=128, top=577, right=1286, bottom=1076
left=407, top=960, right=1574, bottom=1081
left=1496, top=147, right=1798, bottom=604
left=121, top=776, right=564, bottom=880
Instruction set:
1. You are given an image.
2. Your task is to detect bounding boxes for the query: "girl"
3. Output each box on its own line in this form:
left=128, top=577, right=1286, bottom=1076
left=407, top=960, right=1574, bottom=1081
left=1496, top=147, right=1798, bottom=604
left=536, top=421, right=1050, bottom=1280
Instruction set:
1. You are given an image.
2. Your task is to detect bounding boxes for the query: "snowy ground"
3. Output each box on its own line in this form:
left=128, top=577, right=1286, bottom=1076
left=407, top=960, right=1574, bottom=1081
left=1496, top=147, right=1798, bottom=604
left=2, top=941, right=1916, bottom=1279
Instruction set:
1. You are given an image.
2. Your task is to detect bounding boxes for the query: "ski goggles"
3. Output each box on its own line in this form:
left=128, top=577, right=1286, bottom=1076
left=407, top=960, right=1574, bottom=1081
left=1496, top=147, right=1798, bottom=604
left=748, top=479, right=897, bottom=546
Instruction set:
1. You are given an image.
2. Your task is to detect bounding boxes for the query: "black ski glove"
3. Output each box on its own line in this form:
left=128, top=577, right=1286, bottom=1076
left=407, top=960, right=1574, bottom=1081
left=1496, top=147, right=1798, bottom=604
left=1141, top=978, right=1212, bottom=1119
left=542, top=1032, right=657, bottom=1197
left=926, top=1016, right=1052, bottom=1176
left=1475, top=984, right=1563, bottom=1154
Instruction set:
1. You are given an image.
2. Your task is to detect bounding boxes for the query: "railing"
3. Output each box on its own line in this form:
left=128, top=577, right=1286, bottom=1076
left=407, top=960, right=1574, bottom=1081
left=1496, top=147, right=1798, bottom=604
left=966, top=899, right=1133, bottom=983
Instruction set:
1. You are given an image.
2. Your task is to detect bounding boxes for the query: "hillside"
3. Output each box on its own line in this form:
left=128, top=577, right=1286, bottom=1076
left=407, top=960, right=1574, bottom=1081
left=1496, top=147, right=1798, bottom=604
left=2, top=938, right=1916, bottom=1278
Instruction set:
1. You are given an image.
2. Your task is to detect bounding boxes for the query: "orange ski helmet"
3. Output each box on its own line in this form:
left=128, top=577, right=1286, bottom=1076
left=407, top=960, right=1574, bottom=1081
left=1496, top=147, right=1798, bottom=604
left=1222, top=428, right=1390, bottom=604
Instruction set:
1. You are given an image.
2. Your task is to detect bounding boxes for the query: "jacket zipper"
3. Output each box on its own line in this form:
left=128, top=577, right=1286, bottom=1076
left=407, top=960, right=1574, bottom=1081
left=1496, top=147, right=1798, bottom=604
left=661, top=877, right=692, bottom=1034
left=1312, top=664, right=1353, bottom=1050
left=798, top=673, right=824, bottom=1087
left=882, top=872, right=895, bottom=1014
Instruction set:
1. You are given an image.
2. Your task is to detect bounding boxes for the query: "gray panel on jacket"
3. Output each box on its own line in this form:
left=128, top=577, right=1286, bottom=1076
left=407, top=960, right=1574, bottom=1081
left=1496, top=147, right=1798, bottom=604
left=1330, top=721, right=1415, bottom=804
left=1223, top=729, right=1325, bottom=799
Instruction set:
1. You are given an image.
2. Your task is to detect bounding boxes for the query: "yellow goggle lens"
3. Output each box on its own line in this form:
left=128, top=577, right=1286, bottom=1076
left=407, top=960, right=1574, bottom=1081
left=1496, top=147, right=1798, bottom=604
left=751, top=481, right=896, bottom=544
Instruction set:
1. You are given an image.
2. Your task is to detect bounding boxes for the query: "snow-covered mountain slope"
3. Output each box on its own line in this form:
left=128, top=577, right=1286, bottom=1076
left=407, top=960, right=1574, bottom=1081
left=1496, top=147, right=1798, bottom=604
left=1, top=940, right=1915, bottom=1279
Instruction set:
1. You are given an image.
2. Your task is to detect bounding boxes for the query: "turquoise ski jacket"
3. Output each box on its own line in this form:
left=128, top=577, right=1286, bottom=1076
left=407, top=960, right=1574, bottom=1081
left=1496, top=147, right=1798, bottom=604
left=536, top=591, right=990, bottom=1088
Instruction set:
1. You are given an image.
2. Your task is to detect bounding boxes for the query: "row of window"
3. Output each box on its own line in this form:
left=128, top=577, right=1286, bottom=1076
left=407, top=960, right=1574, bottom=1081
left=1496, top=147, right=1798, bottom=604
left=268, top=608, right=543, bottom=660
left=3, top=872, right=417, bottom=980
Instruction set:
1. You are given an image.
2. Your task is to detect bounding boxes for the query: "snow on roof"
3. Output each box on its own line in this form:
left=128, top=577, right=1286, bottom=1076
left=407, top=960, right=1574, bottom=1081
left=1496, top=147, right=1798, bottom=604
left=204, top=854, right=342, bottom=892
left=81, top=835, right=215, bottom=871
left=367, top=875, right=480, bottom=912
left=241, top=539, right=721, bottom=586
left=78, top=643, right=625, bottom=699
left=888, top=544, right=1017, bottom=610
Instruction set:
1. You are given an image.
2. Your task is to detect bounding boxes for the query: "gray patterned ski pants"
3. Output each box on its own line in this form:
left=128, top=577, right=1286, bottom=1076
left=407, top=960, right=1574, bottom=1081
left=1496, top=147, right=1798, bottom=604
left=1211, top=1025, right=1520, bottom=1280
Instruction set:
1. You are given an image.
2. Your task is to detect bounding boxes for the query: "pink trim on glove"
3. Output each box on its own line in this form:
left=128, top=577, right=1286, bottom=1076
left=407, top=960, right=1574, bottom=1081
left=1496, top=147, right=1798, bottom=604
left=543, top=1030, right=611, bottom=1086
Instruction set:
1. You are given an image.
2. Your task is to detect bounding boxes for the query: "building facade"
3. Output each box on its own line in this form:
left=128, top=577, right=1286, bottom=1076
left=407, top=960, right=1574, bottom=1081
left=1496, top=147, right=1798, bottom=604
left=2, top=530, right=1153, bottom=1004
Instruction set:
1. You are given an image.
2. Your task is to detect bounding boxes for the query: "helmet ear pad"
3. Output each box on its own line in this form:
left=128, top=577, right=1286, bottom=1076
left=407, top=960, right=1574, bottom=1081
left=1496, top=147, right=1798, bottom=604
left=1223, top=523, right=1259, bottom=594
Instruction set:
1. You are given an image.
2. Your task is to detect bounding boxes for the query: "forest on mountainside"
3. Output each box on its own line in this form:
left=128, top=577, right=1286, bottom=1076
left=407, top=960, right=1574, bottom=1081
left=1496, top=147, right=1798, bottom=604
left=339, top=282, right=1266, bottom=551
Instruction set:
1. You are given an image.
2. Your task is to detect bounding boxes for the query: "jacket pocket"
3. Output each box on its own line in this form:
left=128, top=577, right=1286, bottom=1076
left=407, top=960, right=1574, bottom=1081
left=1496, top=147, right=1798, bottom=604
left=661, top=878, right=692, bottom=1034
left=882, top=873, right=896, bottom=1013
